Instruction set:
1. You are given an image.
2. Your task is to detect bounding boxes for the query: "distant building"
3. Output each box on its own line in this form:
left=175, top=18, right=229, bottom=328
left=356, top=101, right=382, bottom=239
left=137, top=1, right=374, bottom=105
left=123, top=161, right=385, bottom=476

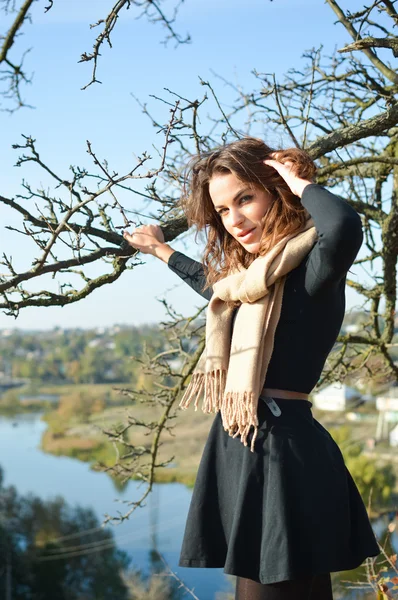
left=312, top=383, right=362, bottom=411
left=375, top=385, right=398, bottom=443
left=0, top=329, right=15, bottom=337
left=390, top=425, right=398, bottom=447
left=344, top=324, right=360, bottom=334
left=376, top=386, right=398, bottom=411
left=88, top=339, right=102, bottom=348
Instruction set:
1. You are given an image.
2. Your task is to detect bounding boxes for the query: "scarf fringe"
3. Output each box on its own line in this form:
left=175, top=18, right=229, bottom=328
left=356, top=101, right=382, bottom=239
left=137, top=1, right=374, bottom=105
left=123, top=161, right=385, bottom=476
left=180, top=371, right=259, bottom=452
left=221, top=390, right=259, bottom=452
left=179, top=369, right=227, bottom=412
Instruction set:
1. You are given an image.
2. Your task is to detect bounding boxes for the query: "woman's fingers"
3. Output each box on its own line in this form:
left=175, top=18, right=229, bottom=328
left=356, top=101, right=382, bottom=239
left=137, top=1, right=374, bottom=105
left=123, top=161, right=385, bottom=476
left=123, top=227, right=151, bottom=247
left=264, top=158, right=294, bottom=173
left=123, top=228, right=154, bottom=254
left=122, top=230, right=136, bottom=244
left=264, top=159, right=279, bottom=170
left=123, top=224, right=165, bottom=254
left=263, top=157, right=311, bottom=198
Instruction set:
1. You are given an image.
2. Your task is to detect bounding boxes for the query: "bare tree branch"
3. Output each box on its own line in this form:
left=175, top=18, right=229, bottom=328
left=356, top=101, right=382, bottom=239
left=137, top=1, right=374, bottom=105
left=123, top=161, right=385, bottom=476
left=101, top=305, right=206, bottom=524
left=79, top=0, right=190, bottom=90
left=0, top=0, right=35, bottom=111
left=307, top=103, right=398, bottom=159
left=326, top=0, right=398, bottom=84
left=0, top=0, right=188, bottom=109
left=339, top=36, right=398, bottom=58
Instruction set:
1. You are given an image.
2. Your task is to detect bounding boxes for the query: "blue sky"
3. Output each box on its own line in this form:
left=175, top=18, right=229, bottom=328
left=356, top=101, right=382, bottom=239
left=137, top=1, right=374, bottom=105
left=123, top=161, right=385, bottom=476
left=1, top=0, right=371, bottom=329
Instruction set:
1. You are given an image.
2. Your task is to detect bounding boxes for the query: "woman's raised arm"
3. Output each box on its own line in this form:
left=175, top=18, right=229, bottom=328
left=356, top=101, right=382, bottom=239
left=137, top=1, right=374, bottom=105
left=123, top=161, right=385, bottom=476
left=299, top=184, right=363, bottom=294
left=263, top=155, right=363, bottom=294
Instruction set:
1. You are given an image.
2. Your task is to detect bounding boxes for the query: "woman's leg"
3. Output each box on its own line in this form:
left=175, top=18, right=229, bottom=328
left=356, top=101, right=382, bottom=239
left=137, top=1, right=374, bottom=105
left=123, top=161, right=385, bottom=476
left=235, top=573, right=333, bottom=600
left=309, top=573, right=333, bottom=599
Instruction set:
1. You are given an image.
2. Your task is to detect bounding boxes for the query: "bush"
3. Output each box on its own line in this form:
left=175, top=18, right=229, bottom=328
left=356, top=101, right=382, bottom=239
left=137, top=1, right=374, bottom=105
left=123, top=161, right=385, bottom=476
left=330, top=426, right=396, bottom=509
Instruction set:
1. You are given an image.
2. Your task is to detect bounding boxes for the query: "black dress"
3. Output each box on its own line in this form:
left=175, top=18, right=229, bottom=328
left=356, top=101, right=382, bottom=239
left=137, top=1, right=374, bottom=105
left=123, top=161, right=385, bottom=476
left=168, top=184, right=380, bottom=584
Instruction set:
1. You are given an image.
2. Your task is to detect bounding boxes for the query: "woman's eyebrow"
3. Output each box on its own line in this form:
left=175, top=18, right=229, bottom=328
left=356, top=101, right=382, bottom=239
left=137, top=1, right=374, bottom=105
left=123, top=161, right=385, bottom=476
left=214, top=188, right=251, bottom=210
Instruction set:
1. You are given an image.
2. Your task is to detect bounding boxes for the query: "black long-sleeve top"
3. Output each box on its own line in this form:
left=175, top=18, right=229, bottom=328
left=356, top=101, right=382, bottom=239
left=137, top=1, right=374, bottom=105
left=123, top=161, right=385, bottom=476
left=168, top=184, right=363, bottom=394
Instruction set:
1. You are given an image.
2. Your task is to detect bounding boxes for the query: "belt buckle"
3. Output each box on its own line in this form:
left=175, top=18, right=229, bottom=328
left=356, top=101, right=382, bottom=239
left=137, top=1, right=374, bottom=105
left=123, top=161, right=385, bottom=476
left=260, top=393, right=282, bottom=417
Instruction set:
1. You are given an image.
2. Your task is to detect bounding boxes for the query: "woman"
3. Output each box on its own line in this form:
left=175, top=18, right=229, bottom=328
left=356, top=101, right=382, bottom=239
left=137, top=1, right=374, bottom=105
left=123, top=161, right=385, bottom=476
left=123, top=138, right=380, bottom=600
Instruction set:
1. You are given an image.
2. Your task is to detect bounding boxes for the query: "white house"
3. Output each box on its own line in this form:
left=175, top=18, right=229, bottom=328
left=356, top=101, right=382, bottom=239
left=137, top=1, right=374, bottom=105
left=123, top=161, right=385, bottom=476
left=311, top=383, right=362, bottom=411
left=390, top=424, right=398, bottom=447
left=375, top=385, right=398, bottom=442
left=376, top=386, right=398, bottom=412
left=344, top=324, right=360, bottom=334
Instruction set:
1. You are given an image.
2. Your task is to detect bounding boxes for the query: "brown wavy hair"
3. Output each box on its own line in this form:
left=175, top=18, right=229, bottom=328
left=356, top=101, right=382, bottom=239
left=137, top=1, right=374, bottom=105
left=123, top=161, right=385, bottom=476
left=181, top=137, right=317, bottom=294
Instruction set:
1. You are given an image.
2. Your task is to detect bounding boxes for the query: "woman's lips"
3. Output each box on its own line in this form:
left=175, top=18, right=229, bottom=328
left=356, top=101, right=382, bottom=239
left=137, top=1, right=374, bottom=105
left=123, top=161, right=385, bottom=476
left=237, top=228, right=256, bottom=242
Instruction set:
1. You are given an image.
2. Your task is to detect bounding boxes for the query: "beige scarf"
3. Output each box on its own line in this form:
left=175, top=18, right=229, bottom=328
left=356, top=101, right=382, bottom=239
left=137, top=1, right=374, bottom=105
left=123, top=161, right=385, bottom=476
left=179, top=218, right=318, bottom=452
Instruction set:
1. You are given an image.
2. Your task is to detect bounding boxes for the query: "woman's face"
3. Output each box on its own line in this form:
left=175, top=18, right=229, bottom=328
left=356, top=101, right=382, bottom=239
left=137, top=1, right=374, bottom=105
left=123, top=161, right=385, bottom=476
left=209, top=171, right=274, bottom=254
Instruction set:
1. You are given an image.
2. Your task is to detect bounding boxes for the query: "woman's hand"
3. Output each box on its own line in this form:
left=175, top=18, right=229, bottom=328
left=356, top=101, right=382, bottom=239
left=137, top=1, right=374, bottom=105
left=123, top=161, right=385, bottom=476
left=263, top=152, right=313, bottom=198
left=123, top=224, right=165, bottom=256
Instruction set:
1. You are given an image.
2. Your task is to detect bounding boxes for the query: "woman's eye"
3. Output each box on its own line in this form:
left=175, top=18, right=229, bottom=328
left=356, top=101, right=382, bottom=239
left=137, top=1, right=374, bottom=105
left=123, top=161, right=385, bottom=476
left=217, top=195, right=253, bottom=216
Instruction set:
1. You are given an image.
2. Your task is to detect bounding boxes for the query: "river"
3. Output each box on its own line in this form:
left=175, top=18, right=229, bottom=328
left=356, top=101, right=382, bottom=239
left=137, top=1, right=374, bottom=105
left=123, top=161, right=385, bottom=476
left=0, top=413, right=396, bottom=600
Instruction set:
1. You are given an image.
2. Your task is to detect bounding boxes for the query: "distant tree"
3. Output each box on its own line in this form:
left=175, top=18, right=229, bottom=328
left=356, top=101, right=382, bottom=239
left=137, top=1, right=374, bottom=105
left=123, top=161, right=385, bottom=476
left=57, top=390, right=106, bottom=422
left=66, top=359, right=83, bottom=384
left=330, top=426, right=397, bottom=509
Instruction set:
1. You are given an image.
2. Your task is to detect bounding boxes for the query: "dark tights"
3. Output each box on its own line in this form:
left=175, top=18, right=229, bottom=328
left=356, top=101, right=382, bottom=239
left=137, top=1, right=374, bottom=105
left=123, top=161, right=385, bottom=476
left=235, top=573, right=333, bottom=600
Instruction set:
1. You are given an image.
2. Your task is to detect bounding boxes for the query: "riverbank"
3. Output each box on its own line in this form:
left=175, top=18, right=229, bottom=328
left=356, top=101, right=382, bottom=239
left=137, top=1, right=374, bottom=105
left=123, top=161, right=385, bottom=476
left=42, top=401, right=213, bottom=486
left=33, top=382, right=213, bottom=486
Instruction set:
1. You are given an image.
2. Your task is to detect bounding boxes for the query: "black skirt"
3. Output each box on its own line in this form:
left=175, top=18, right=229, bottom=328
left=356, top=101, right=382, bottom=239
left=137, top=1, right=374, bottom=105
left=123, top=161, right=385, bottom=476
left=178, top=397, right=380, bottom=585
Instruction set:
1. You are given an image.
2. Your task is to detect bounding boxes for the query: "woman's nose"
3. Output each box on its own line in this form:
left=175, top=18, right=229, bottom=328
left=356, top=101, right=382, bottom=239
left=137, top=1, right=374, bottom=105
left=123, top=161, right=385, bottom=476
left=229, top=209, right=244, bottom=227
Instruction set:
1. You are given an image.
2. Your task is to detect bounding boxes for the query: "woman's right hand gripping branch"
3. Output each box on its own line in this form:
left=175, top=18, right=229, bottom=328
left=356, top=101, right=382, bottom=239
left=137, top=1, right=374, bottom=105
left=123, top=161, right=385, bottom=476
left=123, top=224, right=175, bottom=264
